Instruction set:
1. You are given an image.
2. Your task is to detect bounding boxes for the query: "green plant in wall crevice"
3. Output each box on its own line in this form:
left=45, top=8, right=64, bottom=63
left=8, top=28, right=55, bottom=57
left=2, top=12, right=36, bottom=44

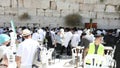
left=100, top=0, right=104, bottom=3
left=65, top=13, right=82, bottom=27
left=19, top=12, right=31, bottom=20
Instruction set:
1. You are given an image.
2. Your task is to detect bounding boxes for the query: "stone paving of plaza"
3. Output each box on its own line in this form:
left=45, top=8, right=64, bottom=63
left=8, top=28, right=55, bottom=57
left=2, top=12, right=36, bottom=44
left=8, top=55, right=82, bottom=68
left=8, top=55, right=83, bottom=68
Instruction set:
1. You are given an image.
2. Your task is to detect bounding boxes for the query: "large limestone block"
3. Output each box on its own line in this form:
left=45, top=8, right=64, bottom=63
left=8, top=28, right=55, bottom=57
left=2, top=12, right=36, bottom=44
left=18, top=0, right=24, bottom=8
left=65, top=0, right=76, bottom=3
left=52, top=10, right=61, bottom=17
left=61, top=9, right=74, bottom=17
left=31, top=0, right=50, bottom=9
left=97, top=12, right=105, bottom=18
left=11, top=0, right=18, bottom=8
left=23, top=0, right=32, bottom=8
left=37, top=9, right=44, bottom=16
left=0, top=7, right=4, bottom=14
left=4, top=7, right=18, bottom=15
left=54, top=0, right=66, bottom=2
left=79, top=11, right=96, bottom=18
left=75, top=0, right=84, bottom=3
left=18, top=8, right=36, bottom=16
left=96, top=19, right=110, bottom=29
left=56, top=1, right=70, bottom=10
left=94, top=4, right=105, bottom=12
left=105, top=0, right=120, bottom=5
left=69, top=3, right=79, bottom=12
left=50, top=0, right=55, bottom=1
left=0, top=0, right=10, bottom=7
left=96, top=19, right=120, bottom=29
left=44, top=9, right=53, bottom=17
left=83, top=0, right=99, bottom=4
left=50, top=1, right=57, bottom=10
left=79, top=4, right=94, bottom=11
left=97, top=12, right=119, bottom=19
left=105, top=5, right=116, bottom=12
left=66, top=0, right=84, bottom=3
left=0, top=15, right=13, bottom=23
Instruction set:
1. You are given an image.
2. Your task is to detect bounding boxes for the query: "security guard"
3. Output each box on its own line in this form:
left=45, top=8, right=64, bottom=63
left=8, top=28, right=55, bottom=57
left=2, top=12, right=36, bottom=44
left=83, top=34, right=104, bottom=64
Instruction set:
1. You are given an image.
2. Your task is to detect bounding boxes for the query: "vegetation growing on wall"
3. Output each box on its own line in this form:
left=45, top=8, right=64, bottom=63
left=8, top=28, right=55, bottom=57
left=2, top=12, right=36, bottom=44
left=116, top=5, right=120, bottom=20
left=19, top=13, right=31, bottom=20
left=65, top=13, right=82, bottom=27
left=117, top=5, right=120, bottom=11
left=100, top=0, right=104, bottom=3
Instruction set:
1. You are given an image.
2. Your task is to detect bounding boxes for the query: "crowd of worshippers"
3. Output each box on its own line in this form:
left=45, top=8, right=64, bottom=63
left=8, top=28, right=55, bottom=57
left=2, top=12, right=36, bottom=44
left=0, top=26, right=120, bottom=68
left=0, top=26, right=120, bottom=52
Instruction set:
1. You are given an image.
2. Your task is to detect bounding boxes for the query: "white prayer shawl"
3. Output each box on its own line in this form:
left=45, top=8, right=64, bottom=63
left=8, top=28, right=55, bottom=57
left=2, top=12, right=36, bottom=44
left=71, top=32, right=80, bottom=48
left=86, top=34, right=95, bottom=43
left=60, top=29, right=65, bottom=46
left=63, top=31, right=73, bottom=48
left=32, top=32, right=40, bottom=41
left=77, top=30, right=83, bottom=42
left=38, top=29, right=45, bottom=42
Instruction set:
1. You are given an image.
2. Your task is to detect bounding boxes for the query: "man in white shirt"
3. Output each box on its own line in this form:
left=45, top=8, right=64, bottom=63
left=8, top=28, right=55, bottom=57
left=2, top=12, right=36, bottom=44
left=86, top=30, right=95, bottom=43
left=32, top=29, right=40, bottom=41
left=38, top=28, right=46, bottom=45
left=64, top=29, right=73, bottom=48
left=63, top=28, right=73, bottom=55
left=71, top=28, right=80, bottom=48
left=0, top=27, right=4, bottom=34
left=0, top=34, right=11, bottom=68
left=16, top=29, right=39, bottom=68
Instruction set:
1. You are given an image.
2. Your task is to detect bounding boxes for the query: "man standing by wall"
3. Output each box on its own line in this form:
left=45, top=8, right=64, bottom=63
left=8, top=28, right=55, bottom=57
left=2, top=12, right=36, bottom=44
left=16, top=29, right=39, bottom=68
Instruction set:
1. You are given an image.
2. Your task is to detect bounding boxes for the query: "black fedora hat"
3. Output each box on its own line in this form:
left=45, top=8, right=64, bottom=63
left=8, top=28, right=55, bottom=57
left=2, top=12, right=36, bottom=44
left=94, top=34, right=103, bottom=38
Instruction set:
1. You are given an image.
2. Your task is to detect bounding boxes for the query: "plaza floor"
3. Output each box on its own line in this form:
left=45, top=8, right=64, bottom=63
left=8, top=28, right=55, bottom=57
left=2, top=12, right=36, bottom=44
left=8, top=55, right=83, bottom=68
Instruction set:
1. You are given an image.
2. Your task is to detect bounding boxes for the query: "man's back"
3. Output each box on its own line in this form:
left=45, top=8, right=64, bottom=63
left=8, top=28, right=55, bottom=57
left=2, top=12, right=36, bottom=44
left=71, top=32, right=80, bottom=47
left=16, top=39, right=39, bottom=66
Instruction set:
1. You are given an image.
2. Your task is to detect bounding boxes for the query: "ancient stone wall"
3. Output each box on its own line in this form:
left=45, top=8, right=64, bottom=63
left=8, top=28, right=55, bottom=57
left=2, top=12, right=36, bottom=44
left=0, top=0, right=120, bottom=29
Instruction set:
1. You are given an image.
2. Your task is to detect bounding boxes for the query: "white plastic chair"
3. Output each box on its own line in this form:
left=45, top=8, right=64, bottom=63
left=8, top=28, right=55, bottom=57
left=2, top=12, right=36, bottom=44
left=33, top=46, right=49, bottom=68
left=47, top=48, right=54, bottom=64
left=72, top=47, right=84, bottom=66
left=84, top=54, right=108, bottom=68
left=40, top=47, right=48, bottom=64
left=104, top=46, right=116, bottom=68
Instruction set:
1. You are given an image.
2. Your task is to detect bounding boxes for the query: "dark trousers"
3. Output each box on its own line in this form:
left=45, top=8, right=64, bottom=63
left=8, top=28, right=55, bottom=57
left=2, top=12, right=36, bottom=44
left=60, top=46, right=65, bottom=55
left=55, top=43, right=62, bottom=54
left=116, top=60, right=120, bottom=68
left=67, top=43, right=72, bottom=56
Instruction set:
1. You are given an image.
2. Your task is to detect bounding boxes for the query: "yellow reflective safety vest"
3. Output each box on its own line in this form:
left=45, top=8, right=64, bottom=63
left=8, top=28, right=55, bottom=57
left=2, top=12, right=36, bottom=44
left=86, top=43, right=104, bottom=64
left=88, top=43, right=104, bottom=55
